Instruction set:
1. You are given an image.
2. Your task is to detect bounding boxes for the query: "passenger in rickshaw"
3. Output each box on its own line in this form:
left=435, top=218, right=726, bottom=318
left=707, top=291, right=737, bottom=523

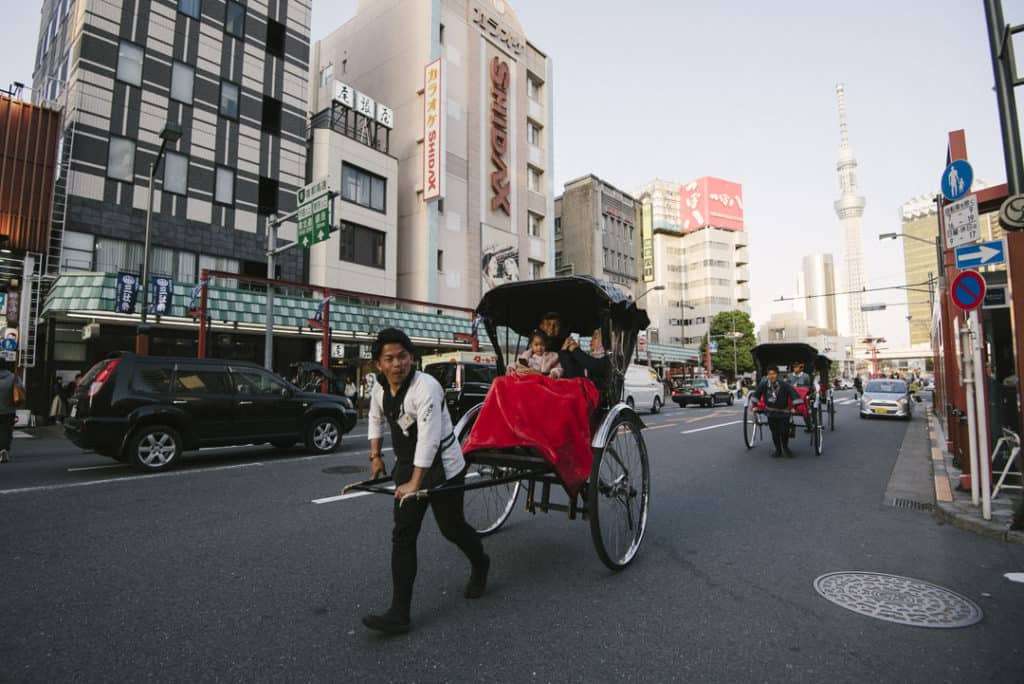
left=789, top=361, right=812, bottom=388
left=561, top=328, right=611, bottom=392
left=752, top=366, right=800, bottom=458
left=509, top=330, right=564, bottom=378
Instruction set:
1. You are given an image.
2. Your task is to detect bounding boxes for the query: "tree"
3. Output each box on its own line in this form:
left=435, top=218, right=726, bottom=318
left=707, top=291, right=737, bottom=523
left=701, top=310, right=756, bottom=379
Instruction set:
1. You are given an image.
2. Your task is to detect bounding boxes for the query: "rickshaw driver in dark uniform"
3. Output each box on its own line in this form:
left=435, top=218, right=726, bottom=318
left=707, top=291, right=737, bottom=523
left=362, top=328, right=490, bottom=635
left=752, top=366, right=800, bottom=458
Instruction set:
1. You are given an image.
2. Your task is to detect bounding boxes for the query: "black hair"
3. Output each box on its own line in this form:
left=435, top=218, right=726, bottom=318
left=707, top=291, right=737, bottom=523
left=541, top=311, right=562, bottom=321
left=372, top=328, right=415, bottom=360
left=766, top=365, right=779, bottom=374
left=528, top=329, right=547, bottom=345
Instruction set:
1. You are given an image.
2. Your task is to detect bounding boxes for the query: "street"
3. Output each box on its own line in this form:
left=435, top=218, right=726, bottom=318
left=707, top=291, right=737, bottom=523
left=2, top=392, right=1023, bottom=682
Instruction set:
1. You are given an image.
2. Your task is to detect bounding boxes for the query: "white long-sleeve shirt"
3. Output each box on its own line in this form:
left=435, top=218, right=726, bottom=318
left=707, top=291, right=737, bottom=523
left=367, top=371, right=465, bottom=480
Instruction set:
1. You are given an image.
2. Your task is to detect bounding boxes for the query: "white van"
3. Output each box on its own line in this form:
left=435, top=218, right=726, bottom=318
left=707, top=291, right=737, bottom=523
left=623, top=364, right=664, bottom=414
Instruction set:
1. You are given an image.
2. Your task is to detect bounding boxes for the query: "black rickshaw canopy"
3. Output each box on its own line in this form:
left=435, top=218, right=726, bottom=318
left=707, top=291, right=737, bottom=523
left=749, top=342, right=819, bottom=379
left=815, top=354, right=833, bottom=383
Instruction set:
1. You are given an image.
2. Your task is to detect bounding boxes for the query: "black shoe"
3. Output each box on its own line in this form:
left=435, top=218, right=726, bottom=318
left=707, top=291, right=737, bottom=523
left=362, top=610, right=410, bottom=634
left=771, top=449, right=782, bottom=458
left=784, top=447, right=795, bottom=458
left=465, top=554, right=490, bottom=599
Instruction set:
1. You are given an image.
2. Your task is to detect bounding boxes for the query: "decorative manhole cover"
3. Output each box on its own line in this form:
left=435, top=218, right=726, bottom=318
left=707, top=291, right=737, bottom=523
left=813, top=572, right=982, bottom=628
left=322, top=465, right=366, bottom=475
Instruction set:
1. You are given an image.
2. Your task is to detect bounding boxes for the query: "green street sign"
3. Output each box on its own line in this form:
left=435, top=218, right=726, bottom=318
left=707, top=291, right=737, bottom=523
left=297, top=193, right=332, bottom=248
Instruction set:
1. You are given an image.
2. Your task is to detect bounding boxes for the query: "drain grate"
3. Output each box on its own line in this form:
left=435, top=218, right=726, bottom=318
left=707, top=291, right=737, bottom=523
left=814, top=572, right=982, bottom=628
left=890, top=497, right=934, bottom=511
left=322, top=465, right=366, bottom=475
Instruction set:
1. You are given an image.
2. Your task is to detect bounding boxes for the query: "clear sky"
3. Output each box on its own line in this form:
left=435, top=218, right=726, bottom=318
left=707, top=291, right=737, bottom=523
left=2, top=0, right=1017, bottom=348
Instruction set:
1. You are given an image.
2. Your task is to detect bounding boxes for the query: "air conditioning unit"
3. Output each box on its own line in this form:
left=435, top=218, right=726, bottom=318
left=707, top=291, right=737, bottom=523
left=82, top=322, right=100, bottom=340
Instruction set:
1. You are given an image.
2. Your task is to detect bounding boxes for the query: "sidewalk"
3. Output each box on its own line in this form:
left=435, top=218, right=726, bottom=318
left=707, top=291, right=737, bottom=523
left=927, top=411, right=1024, bottom=544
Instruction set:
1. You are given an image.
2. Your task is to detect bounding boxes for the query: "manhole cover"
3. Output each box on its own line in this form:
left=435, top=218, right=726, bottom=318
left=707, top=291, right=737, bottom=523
left=813, top=572, right=982, bottom=628
left=322, top=465, right=366, bottom=475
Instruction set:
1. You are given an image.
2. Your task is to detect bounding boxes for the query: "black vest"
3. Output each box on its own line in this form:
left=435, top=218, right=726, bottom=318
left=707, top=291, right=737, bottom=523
left=380, top=372, right=453, bottom=486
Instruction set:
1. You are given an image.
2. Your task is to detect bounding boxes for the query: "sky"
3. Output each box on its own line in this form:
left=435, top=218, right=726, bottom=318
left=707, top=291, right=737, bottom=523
left=2, top=0, right=1019, bottom=348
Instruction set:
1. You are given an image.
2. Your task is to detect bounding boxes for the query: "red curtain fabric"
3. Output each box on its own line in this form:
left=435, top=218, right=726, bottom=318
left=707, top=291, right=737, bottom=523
left=462, top=374, right=600, bottom=497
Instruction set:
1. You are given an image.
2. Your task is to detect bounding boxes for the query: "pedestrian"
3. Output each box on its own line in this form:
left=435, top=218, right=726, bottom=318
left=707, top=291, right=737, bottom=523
left=0, top=359, right=25, bottom=463
left=361, top=328, right=489, bottom=634
left=752, top=366, right=800, bottom=458
left=853, top=376, right=863, bottom=400
left=344, top=376, right=357, bottom=403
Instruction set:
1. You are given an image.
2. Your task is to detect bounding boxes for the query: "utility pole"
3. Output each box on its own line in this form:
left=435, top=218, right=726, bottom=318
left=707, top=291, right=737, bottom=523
left=984, top=0, right=1024, bottom=195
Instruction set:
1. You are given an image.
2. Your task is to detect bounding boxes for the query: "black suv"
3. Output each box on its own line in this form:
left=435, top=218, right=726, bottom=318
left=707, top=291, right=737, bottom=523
left=65, top=353, right=357, bottom=471
left=423, top=361, right=496, bottom=423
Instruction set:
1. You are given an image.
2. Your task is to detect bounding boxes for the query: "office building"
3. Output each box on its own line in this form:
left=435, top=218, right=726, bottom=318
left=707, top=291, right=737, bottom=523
left=309, top=0, right=554, bottom=309
left=553, top=174, right=638, bottom=289
left=797, top=253, right=837, bottom=335
left=636, top=176, right=750, bottom=347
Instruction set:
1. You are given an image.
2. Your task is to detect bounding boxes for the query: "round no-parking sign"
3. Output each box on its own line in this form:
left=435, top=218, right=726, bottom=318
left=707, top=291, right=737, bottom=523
left=950, top=270, right=986, bottom=312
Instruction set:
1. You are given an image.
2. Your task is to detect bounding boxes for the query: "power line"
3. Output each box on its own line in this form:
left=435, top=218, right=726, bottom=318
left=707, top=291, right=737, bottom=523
left=774, top=280, right=934, bottom=303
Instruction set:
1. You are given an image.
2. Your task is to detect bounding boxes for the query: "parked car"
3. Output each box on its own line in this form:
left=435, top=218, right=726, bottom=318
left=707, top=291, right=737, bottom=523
left=64, top=353, right=358, bottom=471
left=623, top=364, right=664, bottom=414
left=422, top=351, right=498, bottom=423
left=672, top=377, right=733, bottom=408
left=859, top=378, right=913, bottom=420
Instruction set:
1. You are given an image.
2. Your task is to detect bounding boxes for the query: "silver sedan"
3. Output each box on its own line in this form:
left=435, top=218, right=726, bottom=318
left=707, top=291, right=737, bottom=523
left=859, top=379, right=913, bottom=420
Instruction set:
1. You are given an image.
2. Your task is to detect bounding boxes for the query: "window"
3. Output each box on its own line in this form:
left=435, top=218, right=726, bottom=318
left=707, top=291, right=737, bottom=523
left=341, top=163, right=386, bottom=212
left=170, top=61, right=194, bottom=104
left=527, top=74, right=542, bottom=102
left=107, top=137, right=135, bottom=182
left=437, top=249, right=444, bottom=273
left=319, top=63, right=333, bottom=88
left=173, top=367, right=234, bottom=394
left=132, top=366, right=173, bottom=394
left=339, top=222, right=386, bottom=269
left=224, top=1, right=245, bottom=38
left=62, top=231, right=94, bottom=271
left=163, top=151, right=188, bottom=196
left=215, top=167, right=234, bottom=205
left=178, top=0, right=201, bottom=19
left=529, top=260, right=544, bottom=280
left=258, top=176, right=278, bottom=215
left=554, top=217, right=562, bottom=238
left=177, top=252, right=197, bottom=282
left=151, top=246, right=174, bottom=277
left=463, top=365, right=496, bottom=385
left=266, top=18, right=285, bottom=58
left=116, top=41, right=143, bottom=87
left=528, top=166, right=542, bottom=193
left=528, top=121, right=541, bottom=146
left=233, top=368, right=287, bottom=395
left=528, top=212, right=542, bottom=238
left=261, top=96, right=282, bottom=134
left=220, top=81, right=239, bottom=119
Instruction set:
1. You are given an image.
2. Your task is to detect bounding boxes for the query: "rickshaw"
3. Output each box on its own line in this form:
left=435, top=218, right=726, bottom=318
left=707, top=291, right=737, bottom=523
left=815, top=354, right=837, bottom=432
left=742, top=342, right=825, bottom=456
left=344, top=276, right=652, bottom=570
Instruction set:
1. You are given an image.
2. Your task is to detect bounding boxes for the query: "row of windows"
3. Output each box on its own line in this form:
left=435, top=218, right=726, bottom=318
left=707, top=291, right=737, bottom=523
left=61, top=231, right=239, bottom=285
left=132, top=364, right=287, bottom=397
left=178, top=0, right=249, bottom=41
left=105, top=137, right=237, bottom=206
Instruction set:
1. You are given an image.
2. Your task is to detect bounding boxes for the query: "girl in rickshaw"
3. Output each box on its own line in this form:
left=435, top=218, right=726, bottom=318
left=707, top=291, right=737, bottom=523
left=508, top=330, right=564, bottom=378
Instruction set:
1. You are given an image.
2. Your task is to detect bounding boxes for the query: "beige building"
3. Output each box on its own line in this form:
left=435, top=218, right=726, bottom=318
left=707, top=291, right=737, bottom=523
left=307, top=109, right=399, bottom=297
left=637, top=177, right=750, bottom=347
left=309, top=0, right=554, bottom=309
left=797, top=254, right=838, bottom=335
left=553, top=175, right=639, bottom=289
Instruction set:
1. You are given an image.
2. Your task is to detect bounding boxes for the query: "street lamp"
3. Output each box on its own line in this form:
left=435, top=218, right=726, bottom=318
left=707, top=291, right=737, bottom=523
left=879, top=229, right=944, bottom=312
left=136, top=121, right=183, bottom=355
left=636, top=284, right=665, bottom=301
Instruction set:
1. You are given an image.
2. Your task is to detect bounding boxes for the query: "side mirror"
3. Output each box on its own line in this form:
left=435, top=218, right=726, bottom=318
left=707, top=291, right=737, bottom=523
left=281, top=387, right=293, bottom=398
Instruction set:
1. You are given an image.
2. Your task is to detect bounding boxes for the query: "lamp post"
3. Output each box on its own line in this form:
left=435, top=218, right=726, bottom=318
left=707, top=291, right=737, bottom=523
left=136, top=122, right=183, bottom=355
left=879, top=231, right=943, bottom=309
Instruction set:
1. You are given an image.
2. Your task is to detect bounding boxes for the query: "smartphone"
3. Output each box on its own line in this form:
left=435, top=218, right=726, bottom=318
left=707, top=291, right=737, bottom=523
left=518, top=358, right=529, bottom=367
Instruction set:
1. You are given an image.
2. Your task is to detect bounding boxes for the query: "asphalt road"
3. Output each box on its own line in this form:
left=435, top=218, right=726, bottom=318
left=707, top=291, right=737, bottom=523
left=1, top=392, right=1023, bottom=682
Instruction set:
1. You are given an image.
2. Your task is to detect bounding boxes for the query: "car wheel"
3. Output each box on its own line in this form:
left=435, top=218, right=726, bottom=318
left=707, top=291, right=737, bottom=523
left=128, top=424, right=182, bottom=472
left=306, top=416, right=342, bottom=454
left=859, top=413, right=866, bottom=420
left=652, top=396, right=662, bottom=414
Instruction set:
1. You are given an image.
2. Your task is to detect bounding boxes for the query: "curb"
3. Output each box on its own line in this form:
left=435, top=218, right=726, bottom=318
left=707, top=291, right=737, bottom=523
left=928, top=414, right=1024, bottom=545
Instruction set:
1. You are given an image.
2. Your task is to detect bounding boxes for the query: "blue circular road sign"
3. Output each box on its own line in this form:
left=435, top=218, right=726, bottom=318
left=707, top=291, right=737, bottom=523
left=941, top=160, right=973, bottom=202
left=950, top=270, right=986, bottom=312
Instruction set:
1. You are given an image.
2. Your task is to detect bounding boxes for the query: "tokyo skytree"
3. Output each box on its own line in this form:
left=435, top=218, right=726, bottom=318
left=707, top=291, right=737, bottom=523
left=833, top=83, right=868, bottom=342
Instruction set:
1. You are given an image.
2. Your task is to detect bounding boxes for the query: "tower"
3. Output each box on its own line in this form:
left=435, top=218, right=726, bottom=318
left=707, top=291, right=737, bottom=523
left=833, top=84, right=868, bottom=342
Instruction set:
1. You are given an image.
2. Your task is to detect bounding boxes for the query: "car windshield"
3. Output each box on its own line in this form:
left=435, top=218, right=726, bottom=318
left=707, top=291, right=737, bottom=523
left=689, top=380, right=709, bottom=388
left=866, top=380, right=907, bottom=394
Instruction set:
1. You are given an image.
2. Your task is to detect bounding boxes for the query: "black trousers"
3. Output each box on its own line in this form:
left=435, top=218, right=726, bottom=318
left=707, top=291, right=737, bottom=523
left=390, top=470, right=485, bottom=618
left=0, top=414, right=13, bottom=451
left=767, top=413, right=790, bottom=451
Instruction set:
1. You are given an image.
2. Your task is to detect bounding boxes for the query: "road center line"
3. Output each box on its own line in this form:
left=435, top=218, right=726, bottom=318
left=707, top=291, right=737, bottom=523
left=681, top=420, right=743, bottom=435
left=0, top=462, right=265, bottom=496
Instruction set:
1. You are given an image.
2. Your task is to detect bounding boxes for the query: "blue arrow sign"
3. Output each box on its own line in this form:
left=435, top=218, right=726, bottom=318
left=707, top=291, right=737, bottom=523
left=954, top=239, right=1006, bottom=269
left=941, top=160, right=973, bottom=202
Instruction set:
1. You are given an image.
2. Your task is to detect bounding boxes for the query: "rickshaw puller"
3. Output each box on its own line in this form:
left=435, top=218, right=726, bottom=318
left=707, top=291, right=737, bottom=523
left=362, top=328, right=490, bottom=635
left=752, top=366, right=800, bottom=458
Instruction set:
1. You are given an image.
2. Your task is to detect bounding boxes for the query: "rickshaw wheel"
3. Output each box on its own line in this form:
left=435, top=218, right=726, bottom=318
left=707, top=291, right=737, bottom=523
left=588, top=417, right=650, bottom=570
left=828, top=397, right=836, bottom=432
left=457, top=406, right=520, bottom=536
left=743, top=401, right=760, bottom=450
left=812, top=404, right=824, bottom=456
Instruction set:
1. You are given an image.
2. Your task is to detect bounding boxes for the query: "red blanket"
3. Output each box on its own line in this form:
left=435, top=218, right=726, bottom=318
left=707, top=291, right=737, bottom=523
left=461, top=374, right=600, bottom=497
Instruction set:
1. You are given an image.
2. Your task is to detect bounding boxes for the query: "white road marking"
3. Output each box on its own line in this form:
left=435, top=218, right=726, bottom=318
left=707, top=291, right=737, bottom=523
left=67, top=463, right=129, bottom=472
left=681, top=420, right=744, bottom=435
left=1005, top=572, right=1024, bottom=584
left=13, top=431, right=33, bottom=439
left=0, top=462, right=264, bottom=496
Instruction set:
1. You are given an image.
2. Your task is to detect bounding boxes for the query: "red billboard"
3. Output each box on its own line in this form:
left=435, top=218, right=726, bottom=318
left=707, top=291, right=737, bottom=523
left=679, top=177, right=744, bottom=232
